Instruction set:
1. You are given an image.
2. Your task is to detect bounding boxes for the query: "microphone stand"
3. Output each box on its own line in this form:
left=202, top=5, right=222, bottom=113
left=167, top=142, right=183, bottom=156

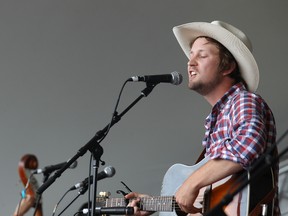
left=204, top=129, right=288, bottom=216
left=36, top=82, right=158, bottom=216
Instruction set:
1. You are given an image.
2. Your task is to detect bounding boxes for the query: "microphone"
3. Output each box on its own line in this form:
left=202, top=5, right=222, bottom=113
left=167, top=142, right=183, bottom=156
left=129, top=71, right=183, bottom=85
left=82, top=207, right=134, bottom=215
left=69, top=166, right=116, bottom=190
left=33, top=160, right=77, bottom=174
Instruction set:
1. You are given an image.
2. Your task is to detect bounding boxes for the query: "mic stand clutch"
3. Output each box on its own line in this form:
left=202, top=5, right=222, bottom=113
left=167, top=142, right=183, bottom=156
left=36, top=83, right=158, bottom=216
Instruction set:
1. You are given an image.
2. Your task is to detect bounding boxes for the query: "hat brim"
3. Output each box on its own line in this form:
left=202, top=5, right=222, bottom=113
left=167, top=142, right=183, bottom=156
left=173, top=22, right=259, bottom=92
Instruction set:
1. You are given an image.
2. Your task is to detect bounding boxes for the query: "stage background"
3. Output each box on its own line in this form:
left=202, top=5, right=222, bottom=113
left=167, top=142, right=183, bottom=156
left=0, top=1, right=287, bottom=215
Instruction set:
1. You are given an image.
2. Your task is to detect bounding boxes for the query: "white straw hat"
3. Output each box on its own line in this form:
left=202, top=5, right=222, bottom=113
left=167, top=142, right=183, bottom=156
left=173, top=21, right=259, bottom=92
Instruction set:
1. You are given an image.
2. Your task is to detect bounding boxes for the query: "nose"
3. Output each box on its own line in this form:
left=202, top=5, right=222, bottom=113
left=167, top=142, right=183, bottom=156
left=187, top=55, right=196, bottom=67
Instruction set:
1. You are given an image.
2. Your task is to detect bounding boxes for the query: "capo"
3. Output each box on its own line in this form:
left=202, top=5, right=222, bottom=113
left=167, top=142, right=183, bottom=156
left=116, top=190, right=128, bottom=196
left=116, top=181, right=133, bottom=206
left=120, top=181, right=133, bottom=193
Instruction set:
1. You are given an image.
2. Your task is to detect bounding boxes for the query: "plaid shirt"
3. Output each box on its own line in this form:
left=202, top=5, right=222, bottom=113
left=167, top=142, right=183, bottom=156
left=202, top=82, right=280, bottom=215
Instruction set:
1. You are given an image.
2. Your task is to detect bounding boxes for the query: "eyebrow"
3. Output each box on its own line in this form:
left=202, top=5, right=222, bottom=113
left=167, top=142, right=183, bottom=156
left=190, top=49, right=207, bottom=54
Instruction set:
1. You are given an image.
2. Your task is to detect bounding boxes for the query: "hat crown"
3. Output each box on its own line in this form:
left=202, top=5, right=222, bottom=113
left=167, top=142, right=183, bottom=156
left=211, top=21, right=253, bottom=52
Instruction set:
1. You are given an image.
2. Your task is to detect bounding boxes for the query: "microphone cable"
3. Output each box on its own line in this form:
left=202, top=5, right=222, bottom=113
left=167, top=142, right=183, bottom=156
left=51, top=189, right=71, bottom=216
left=83, top=79, right=130, bottom=215
left=97, top=78, right=130, bottom=144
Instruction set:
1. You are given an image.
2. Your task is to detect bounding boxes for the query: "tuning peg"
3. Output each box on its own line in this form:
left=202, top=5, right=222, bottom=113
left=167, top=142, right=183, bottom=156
left=99, top=191, right=111, bottom=198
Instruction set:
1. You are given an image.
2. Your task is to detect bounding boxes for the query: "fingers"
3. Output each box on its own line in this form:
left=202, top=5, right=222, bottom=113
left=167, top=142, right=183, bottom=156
left=125, top=192, right=141, bottom=216
left=177, top=202, right=202, bottom=215
left=125, top=192, right=140, bottom=200
left=125, top=192, right=152, bottom=216
left=175, top=195, right=201, bottom=214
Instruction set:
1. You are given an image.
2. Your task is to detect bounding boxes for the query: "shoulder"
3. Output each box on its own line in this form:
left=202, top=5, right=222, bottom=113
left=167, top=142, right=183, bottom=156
left=230, top=90, right=266, bottom=109
left=228, top=91, right=275, bottom=124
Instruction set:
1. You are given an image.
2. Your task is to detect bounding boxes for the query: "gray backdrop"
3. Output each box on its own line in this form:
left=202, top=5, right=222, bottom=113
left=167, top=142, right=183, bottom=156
left=1, top=1, right=287, bottom=215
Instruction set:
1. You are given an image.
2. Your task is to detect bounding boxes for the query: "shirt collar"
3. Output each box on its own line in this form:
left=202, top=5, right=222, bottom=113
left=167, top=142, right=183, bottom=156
left=213, top=82, right=247, bottom=112
left=204, top=82, right=246, bottom=129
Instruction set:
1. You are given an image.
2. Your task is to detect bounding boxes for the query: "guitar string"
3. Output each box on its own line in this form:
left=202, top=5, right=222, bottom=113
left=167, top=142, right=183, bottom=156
left=100, top=196, right=183, bottom=211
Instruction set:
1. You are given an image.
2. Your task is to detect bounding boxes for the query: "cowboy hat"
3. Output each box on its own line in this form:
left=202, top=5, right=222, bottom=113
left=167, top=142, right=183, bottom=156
left=173, top=21, right=259, bottom=92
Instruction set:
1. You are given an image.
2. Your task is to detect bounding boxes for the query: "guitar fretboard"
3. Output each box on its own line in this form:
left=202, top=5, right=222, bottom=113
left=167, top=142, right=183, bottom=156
left=97, top=196, right=176, bottom=212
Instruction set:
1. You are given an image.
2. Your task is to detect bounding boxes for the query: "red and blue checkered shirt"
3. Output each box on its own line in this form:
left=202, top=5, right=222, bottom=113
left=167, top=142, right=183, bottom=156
left=202, top=82, right=280, bottom=215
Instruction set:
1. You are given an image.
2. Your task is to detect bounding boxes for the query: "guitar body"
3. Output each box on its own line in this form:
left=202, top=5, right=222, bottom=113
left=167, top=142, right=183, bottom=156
left=160, top=156, right=250, bottom=216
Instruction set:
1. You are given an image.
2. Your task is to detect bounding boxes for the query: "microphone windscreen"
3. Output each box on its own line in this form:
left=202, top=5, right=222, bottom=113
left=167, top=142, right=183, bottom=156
left=171, top=71, right=183, bottom=85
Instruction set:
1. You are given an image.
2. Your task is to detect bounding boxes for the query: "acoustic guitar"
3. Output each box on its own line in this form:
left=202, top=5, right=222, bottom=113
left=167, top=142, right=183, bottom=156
left=95, top=155, right=275, bottom=216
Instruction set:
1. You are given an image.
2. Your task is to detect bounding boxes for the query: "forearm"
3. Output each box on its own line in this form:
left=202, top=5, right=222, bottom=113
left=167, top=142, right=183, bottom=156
left=190, top=158, right=243, bottom=190
left=175, top=158, right=243, bottom=213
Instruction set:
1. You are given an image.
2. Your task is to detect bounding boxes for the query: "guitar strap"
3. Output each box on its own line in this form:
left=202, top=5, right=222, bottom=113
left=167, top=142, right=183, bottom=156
left=195, top=148, right=206, bottom=164
left=194, top=148, right=212, bottom=214
left=248, top=147, right=278, bottom=216
left=248, top=187, right=276, bottom=216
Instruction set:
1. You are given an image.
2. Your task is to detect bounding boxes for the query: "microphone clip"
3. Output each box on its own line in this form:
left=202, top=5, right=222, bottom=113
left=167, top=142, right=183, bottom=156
left=141, top=82, right=157, bottom=97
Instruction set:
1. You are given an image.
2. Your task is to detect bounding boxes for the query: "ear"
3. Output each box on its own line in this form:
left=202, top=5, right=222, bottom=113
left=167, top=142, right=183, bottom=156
left=222, top=62, right=236, bottom=76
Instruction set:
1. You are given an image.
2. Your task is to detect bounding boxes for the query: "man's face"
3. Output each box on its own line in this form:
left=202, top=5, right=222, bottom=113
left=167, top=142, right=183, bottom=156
left=187, top=37, right=223, bottom=95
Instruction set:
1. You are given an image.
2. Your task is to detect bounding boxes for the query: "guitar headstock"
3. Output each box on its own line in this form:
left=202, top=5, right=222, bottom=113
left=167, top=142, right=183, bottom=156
left=95, top=191, right=111, bottom=207
left=99, top=191, right=111, bottom=198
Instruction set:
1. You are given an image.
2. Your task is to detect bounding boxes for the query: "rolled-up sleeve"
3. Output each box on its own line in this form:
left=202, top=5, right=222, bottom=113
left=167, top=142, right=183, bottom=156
left=207, top=93, right=269, bottom=169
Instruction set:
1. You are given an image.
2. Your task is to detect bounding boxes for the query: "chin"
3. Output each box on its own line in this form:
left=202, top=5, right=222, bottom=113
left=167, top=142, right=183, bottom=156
left=188, top=82, right=198, bottom=90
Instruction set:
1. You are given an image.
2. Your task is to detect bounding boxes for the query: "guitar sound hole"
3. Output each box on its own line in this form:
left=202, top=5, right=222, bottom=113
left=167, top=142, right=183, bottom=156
left=174, top=203, right=187, bottom=216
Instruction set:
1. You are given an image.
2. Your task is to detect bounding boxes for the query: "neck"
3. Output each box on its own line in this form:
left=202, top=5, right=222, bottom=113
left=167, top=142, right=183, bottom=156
left=96, top=196, right=178, bottom=212
left=203, top=80, right=234, bottom=106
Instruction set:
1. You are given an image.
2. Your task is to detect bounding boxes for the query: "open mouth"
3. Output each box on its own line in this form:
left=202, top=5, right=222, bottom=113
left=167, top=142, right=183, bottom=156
left=190, top=71, right=197, bottom=77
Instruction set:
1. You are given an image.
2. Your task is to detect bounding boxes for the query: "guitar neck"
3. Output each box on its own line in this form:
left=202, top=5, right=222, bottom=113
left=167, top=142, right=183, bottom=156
left=97, top=196, right=176, bottom=212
